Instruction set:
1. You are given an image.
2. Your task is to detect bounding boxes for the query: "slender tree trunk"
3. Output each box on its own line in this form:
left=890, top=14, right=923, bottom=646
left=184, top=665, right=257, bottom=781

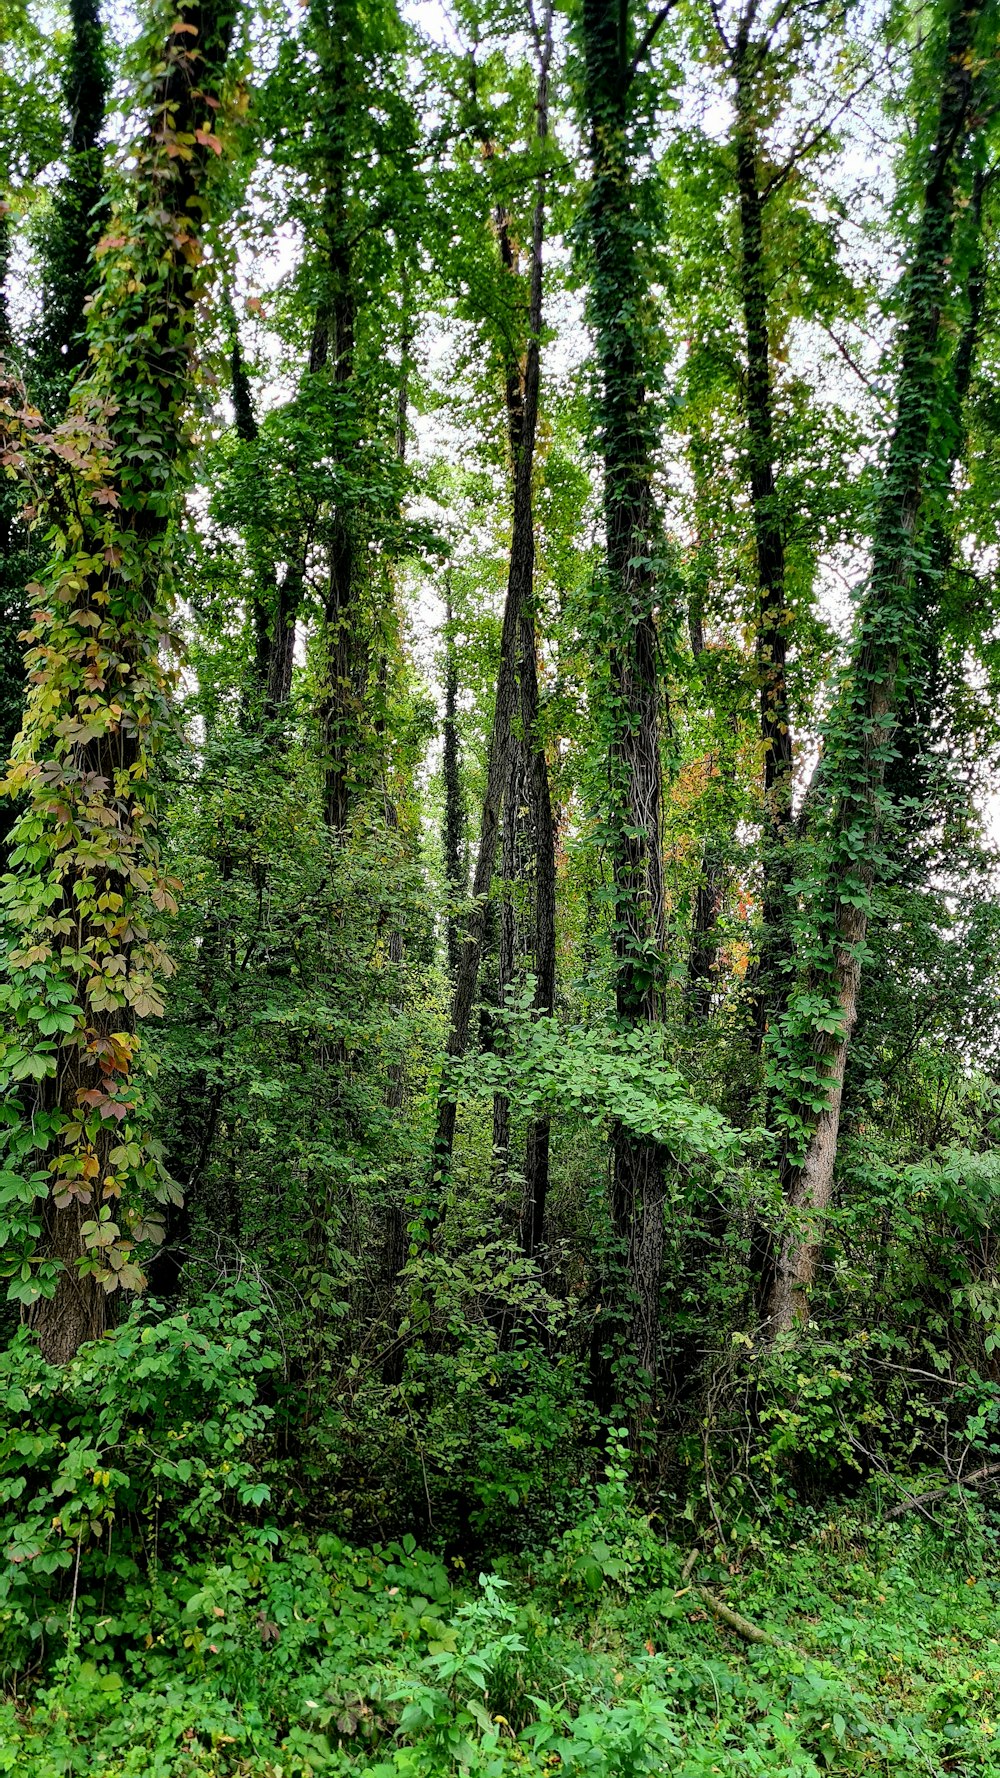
left=491, top=738, right=527, bottom=1164
left=688, top=833, right=726, bottom=1015
left=429, top=494, right=524, bottom=1183
left=518, top=583, right=557, bottom=1256
left=685, top=577, right=728, bottom=1017
left=228, top=321, right=287, bottom=703
left=732, top=41, right=794, bottom=1049
left=429, top=13, right=554, bottom=1199
left=442, top=588, right=466, bottom=978
left=308, top=2, right=360, bottom=833
left=683, top=439, right=738, bottom=1019
left=765, top=0, right=989, bottom=1335
left=379, top=295, right=420, bottom=1386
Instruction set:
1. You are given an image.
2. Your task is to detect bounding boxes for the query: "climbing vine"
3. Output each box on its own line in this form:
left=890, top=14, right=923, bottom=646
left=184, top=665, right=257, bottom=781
left=0, top=0, right=241, bottom=1356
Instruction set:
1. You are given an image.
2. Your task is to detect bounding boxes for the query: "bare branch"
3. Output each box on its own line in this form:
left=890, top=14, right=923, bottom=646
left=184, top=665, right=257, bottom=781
left=761, top=51, right=902, bottom=201
left=625, top=0, right=682, bottom=89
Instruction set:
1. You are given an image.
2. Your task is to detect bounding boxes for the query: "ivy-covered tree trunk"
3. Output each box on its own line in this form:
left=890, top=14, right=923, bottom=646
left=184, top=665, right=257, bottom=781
left=765, top=0, right=990, bottom=1335
left=580, top=0, right=672, bottom=1391
left=0, top=0, right=239, bottom=1363
left=885, top=162, right=989, bottom=831
left=35, top=0, right=109, bottom=406
left=310, top=0, right=361, bottom=834
left=731, top=33, right=794, bottom=1048
left=0, top=0, right=108, bottom=862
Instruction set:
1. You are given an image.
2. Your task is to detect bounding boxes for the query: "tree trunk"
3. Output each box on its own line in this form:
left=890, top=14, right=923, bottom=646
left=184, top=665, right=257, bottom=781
left=442, top=588, right=466, bottom=978
left=228, top=319, right=289, bottom=706
left=581, top=0, right=674, bottom=1394
left=765, top=0, right=989, bottom=1335
left=683, top=436, right=739, bottom=1020
left=885, top=161, right=989, bottom=832
left=491, top=736, right=528, bottom=1164
left=1, top=0, right=241, bottom=1363
left=429, top=12, right=554, bottom=1200
left=518, top=585, right=557, bottom=1257
left=732, top=39, right=794, bottom=1048
left=307, top=2, right=361, bottom=833
left=685, top=576, right=729, bottom=1017
left=36, top=0, right=109, bottom=404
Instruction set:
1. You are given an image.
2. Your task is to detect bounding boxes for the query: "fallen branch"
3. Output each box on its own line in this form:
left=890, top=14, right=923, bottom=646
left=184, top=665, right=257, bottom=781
left=678, top=1548, right=808, bottom=1655
left=695, top=1585, right=775, bottom=1645
left=886, top=1461, right=1000, bottom=1520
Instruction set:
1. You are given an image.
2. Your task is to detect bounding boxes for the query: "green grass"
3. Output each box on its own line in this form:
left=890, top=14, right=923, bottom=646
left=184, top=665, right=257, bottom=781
left=4, top=1513, right=1000, bottom=1775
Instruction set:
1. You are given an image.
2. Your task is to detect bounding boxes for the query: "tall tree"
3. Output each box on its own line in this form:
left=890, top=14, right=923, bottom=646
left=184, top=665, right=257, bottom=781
left=429, top=10, right=555, bottom=1215
left=579, top=0, right=680, bottom=1391
left=765, top=0, right=995, bottom=1335
left=0, top=0, right=241, bottom=1362
left=721, top=1, right=795, bottom=1045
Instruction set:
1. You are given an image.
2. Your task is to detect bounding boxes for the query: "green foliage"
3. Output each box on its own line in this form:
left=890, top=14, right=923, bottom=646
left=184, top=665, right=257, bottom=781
left=4, top=0, right=1000, bottom=1770
left=0, top=1290, right=278, bottom=1675
left=5, top=1505, right=1000, bottom=1775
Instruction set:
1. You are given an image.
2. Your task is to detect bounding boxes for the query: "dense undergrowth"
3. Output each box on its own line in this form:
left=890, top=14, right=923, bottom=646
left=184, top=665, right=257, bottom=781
left=4, top=1293, right=1000, bottom=1777
left=4, top=1500, right=1000, bottom=1775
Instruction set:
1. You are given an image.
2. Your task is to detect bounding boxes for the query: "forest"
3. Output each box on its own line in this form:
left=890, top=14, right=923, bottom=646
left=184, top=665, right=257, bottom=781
left=3, top=0, right=1000, bottom=1769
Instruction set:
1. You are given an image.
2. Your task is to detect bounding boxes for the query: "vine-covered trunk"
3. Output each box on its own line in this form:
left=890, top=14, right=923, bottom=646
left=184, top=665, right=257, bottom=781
left=886, top=163, right=989, bottom=826
left=36, top=0, right=109, bottom=403
left=765, top=0, right=990, bottom=1335
left=0, top=0, right=239, bottom=1363
left=309, top=0, right=361, bottom=833
left=581, top=0, right=671, bottom=1393
left=732, top=47, right=794, bottom=1048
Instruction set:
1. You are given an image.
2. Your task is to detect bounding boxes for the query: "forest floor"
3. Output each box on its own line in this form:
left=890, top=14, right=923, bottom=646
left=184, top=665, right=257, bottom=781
left=3, top=1512, right=1000, bottom=1776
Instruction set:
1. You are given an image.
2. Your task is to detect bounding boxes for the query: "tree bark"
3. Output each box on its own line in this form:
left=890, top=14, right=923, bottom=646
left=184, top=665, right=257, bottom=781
left=731, top=34, right=794, bottom=1048
left=36, top=0, right=109, bottom=403
left=491, top=736, right=528, bottom=1164
left=442, top=587, right=466, bottom=979
left=9, top=0, right=241, bottom=1363
left=581, top=0, right=674, bottom=1393
left=429, top=12, right=554, bottom=1203
left=683, top=438, right=737, bottom=1019
left=308, top=1, right=360, bottom=833
left=765, top=0, right=989, bottom=1336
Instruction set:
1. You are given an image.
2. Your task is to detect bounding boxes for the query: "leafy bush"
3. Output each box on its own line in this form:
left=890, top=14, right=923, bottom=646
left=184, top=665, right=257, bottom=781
left=0, top=1287, right=278, bottom=1677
